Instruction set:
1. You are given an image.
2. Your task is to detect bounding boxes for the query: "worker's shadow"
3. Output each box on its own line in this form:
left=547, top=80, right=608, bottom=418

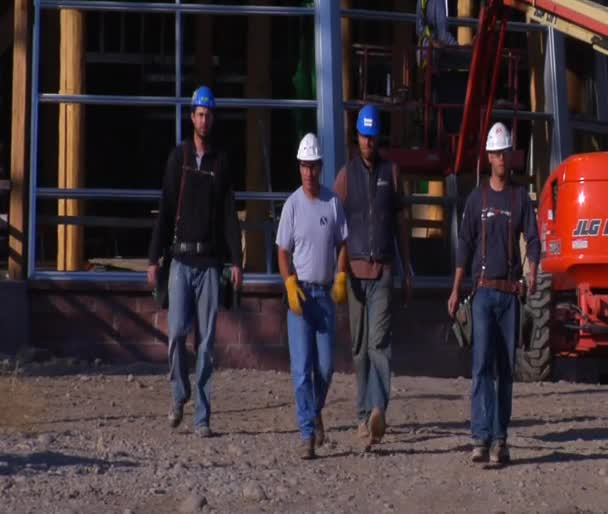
left=533, top=427, right=608, bottom=443
left=511, top=450, right=608, bottom=466
left=0, top=451, right=138, bottom=475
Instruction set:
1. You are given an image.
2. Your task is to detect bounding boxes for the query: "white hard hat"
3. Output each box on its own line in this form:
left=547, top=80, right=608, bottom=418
left=297, top=133, right=322, bottom=161
left=485, top=122, right=512, bottom=151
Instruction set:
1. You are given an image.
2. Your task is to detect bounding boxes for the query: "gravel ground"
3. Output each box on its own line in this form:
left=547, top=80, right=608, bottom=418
left=1, top=360, right=608, bottom=514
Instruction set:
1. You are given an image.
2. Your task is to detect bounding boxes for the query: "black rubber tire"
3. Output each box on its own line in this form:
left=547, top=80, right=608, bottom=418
left=515, top=272, right=553, bottom=382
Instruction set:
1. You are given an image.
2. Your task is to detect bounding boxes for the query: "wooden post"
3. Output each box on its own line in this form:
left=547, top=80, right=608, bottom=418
left=244, top=9, right=271, bottom=272
left=457, top=0, right=476, bottom=46
left=57, top=9, right=85, bottom=271
left=8, top=0, right=30, bottom=280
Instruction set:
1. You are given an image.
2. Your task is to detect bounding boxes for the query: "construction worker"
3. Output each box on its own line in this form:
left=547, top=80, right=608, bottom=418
left=416, top=0, right=457, bottom=50
left=276, top=133, right=348, bottom=459
left=147, top=85, right=243, bottom=437
left=334, top=104, right=411, bottom=450
left=448, top=122, right=540, bottom=464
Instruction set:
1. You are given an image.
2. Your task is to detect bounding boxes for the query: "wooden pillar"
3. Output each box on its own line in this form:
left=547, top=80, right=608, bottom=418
left=457, top=0, right=476, bottom=46
left=244, top=9, right=271, bottom=272
left=341, top=0, right=354, bottom=159
left=8, top=0, right=30, bottom=280
left=57, top=9, right=85, bottom=271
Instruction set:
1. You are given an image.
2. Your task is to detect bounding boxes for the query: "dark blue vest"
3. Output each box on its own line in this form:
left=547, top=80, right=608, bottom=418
left=344, top=155, right=396, bottom=261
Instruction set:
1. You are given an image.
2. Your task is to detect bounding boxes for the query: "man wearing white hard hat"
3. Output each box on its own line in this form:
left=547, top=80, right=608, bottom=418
left=448, top=122, right=540, bottom=465
left=276, top=133, right=349, bottom=459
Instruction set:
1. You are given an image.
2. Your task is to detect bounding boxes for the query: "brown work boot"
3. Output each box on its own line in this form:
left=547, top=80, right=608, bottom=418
left=471, top=445, right=489, bottom=463
left=298, top=438, right=316, bottom=460
left=314, top=415, right=325, bottom=448
left=168, top=403, right=184, bottom=429
left=490, top=442, right=510, bottom=464
left=194, top=425, right=213, bottom=438
left=356, top=420, right=370, bottom=440
left=368, top=407, right=386, bottom=445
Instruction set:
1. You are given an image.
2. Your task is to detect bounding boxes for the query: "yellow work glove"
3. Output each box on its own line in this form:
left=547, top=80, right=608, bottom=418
left=331, top=271, right=348, bottom=304
left=285, top=275, right=306, bottom=315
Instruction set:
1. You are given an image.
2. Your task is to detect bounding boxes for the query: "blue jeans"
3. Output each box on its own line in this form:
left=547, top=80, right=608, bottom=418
left=168, top=259, right=219, bottom=428
left=471, top=287, right=519, bottom=445
left=287, top=284, right=336, bottom=441
left=347, top=269, right=392, bottom=422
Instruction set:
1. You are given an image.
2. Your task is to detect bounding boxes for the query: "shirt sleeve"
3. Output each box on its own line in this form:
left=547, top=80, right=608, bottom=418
left=275, top=197, right=295, bottom=252
left=334, top=196, right=349, bottom=245
left=148, top=147, right=179, bottom=264
left=456, top=190, right=478, bottom=269
left=521, top=188, right=541, bottom=265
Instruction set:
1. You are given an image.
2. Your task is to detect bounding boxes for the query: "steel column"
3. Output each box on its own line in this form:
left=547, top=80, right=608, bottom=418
left=27, top=0, right=42, bottom=278
left=314, top=0, right=344, bottom=188
left=175, top=0, right=182, bottom=143
left=545, top=27, right=572, bottom=169
left=595, top=52, right=608, bottom=123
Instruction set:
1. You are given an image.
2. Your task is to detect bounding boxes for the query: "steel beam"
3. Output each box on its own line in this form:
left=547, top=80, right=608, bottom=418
left=39, top=1, right=313, bottom=16
left=36, top=187, right=291, bottom=201
left=39, top=93, right=317, bottom=109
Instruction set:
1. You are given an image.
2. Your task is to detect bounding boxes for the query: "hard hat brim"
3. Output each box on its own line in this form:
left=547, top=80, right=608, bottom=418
left=486, top=144, right=512, bottom=152
left=357, top=128, right=380, bottom=137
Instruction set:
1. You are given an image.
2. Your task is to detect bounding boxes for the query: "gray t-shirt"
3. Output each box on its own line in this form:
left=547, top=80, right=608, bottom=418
left=276, top=185, right=348, bottom=284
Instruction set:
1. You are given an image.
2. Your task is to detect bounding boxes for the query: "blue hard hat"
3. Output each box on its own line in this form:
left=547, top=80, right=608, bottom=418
left=356, top=104, right=380, bottom=136
left=191, top=85, right=216, bottom=109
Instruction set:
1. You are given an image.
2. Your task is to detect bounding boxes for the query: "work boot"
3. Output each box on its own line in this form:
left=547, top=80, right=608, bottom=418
left=314, top=415, right=325, bottom=448
left=490, top=442, right=510, bottom=464
left=194, top=425, right=213, bottom=438
left=368, top=407, right=386, bottom=445
left=356, top=420, right=370, bottom=440
left=471, top=445, right=489, bottom=463
left=298, top=438, right=315, bottom=460
left=168, top=403, right=184, bottom=429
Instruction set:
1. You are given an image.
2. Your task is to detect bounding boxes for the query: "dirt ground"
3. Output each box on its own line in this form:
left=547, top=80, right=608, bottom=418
left=1, top=360, right=608, bottom=514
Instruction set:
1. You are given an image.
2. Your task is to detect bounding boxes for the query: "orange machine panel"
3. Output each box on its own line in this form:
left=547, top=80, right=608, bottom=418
left=538, top=152, right=608, bottom=290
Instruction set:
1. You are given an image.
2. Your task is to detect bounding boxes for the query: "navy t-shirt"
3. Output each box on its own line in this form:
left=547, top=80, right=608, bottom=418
left=456, top=182, right=540, bottom=280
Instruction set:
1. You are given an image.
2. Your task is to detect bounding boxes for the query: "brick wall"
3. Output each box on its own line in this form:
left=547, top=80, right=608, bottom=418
left=0, top=280, right=29, bottom=355
left=26, top=280, right=471, bottom=377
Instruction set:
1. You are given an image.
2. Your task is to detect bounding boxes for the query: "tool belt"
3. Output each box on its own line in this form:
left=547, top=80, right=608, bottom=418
left=171, top=241, right=213, bottom=256
left=477, top=277, right=524, bottom=296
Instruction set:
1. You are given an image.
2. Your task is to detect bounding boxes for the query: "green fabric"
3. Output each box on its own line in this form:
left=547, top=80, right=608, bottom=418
left=292, top=0, right=316, bottom=143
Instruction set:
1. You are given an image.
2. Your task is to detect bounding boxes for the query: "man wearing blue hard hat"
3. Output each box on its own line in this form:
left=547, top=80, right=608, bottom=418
left=148, top=85, right=243, bottom=437
left=334, top=104, right=411, bottom=451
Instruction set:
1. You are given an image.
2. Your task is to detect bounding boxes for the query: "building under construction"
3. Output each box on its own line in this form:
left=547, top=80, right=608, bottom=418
left=0, top=0, right=607, bottom=376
